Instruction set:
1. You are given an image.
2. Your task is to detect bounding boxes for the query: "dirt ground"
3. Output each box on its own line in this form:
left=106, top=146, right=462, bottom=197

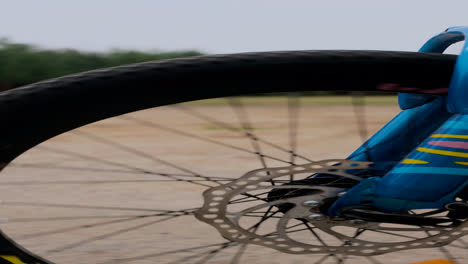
left=0, top=102, right=465, bottom=264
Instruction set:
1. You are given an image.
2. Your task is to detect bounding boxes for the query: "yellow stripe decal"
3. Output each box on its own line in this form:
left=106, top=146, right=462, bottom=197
left=431, top=134, right=468, bottom=139
left=0, top=255, right=30, bottom=264
left=401, top=159, right=429, bottom=164
left=417, top=147, right=468, bottom=158
left=455, top=161, right=468, bottom=166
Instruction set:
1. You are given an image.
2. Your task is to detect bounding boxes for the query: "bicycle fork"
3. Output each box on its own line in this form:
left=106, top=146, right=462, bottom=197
left=329, top=26, right=468, bottom=215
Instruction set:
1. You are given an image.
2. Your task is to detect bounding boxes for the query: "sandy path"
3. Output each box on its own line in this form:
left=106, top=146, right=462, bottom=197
left=0, top=104, right=465, bottom=264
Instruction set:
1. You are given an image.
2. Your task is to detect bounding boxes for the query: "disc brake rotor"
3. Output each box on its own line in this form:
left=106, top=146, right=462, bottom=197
left=195, top=159, right=468, bottom=256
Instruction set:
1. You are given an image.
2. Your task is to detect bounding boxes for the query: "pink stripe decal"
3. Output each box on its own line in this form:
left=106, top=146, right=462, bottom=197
left=376, top=83, right=448, bottom=94
left=428, top=140, right=468, bottom=149
left=423, top=88, right=449, bottom=94
left=377, top=83, right=419, bottom=91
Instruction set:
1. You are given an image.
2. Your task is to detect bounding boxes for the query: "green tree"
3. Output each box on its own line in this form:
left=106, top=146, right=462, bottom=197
left=0, top=39, right=203, bottom=91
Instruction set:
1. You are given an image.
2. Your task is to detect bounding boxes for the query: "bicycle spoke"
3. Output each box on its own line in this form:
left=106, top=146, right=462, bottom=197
left=229, top=187, right=308, bottom=206
left=70, top=130, right=221, bottom=187
left=16, top=209, right=195, bottom=240
left=34, top=146, right=227, bottom=185
left=241, top=214, right=282, bottom=219
left=314, top=254, right=334, bottom=264
left=10, top=163, right=146, bottom=175
left=0, top=179, right=233, bottom=185
left=0, top=215, right=163, bottom=223
left=456, top=237, right=468, bottom=247
left=373, top=225, right=437, bottom=232
left=304, top=223, right=345, bottom=263
left=353, top=228, right=366, bottom=239
left=228, top=199, right=269, bottom=204
left=164, top=243, right=234, bottom=264
left=332, top=228, right=365, bottom=264
left=0, top=201, right=195, bottom=213
left=304, top=223, right=329, bottom=247
left=18, top=216, right=150, bottom=240
left=194, top=243, right=233, bottom=264
left=229, top=206, right=277, bottom=264
left=448, top=237, right=468, bottom=249
left=232, top=206, right=282, bottom=264
left=365, top=229, right=419, bottom=240
left=227, top=97, right=276, bottom=182
left=99, top=242, right=237, bottom=263
left=228, top=190, right=272, bottom=204
left=247, top=206, right=278, bottom=231
left=193, top=244, right=235, bottom=264
left=422, top=230, right=457, bottom=262
left=287, top=93, right=300, bottom=182
left=173, top=104, right=313, bottom=163
left=116, top=219, right=310, bottom=264
left=366, top=256, right=384, bottom=264
left=37, top=146, right=151, bottom=175
left=47, top=214, right=187, bottom=254
left=9, top=163, right=233, bottom=181
left=229, top=243, right=248, bottom=264
left=351, top=93, right=371, bottom=161
left=437, top=246, right=456, bottom=263
left=119, top=115, right=293, bottom=165
left=165, top=242, right=239, bottom=264
left=228, top=187, right=307, bottom=204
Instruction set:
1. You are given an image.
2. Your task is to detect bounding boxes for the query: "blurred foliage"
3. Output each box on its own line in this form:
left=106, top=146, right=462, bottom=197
left=0, top=38, right=203, bottom=91
left=0, top=39, right=394, bottom=97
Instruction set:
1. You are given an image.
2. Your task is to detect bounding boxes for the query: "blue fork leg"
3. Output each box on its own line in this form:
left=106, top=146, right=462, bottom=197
left=375, top=113, right=468, bottom=200
left=328, top=98, right=452, bottom=215
left=329, top=112, right=468, bottom=214
left=346, top=97, right=451, bottom=171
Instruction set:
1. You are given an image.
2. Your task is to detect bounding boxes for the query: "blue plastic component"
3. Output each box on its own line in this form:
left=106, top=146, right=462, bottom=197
left=446, top=27, right=468, bottom=114
left=397, top=29, right=461, bottom=110
left=398, top=27, right=466, bottom=110
left=398, top=93, right=433, bottom=110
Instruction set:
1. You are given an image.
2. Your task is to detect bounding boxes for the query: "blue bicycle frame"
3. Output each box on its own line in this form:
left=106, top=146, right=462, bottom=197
left=329, top=26, right=468, bottom=215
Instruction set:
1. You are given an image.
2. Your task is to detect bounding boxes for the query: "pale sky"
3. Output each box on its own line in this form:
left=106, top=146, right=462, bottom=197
left=1, top=0, right=468, bottom=54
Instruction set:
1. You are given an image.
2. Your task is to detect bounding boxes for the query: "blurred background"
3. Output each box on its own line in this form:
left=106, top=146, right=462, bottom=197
left=1, top=0, right=468, bottom=91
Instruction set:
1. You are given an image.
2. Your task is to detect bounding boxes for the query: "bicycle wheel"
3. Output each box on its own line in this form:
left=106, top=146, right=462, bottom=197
left=0, top=50, right=460, bottom=264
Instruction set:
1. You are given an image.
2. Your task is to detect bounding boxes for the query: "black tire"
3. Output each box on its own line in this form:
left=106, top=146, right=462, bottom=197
left=0, top=50, right=457, bottom=264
